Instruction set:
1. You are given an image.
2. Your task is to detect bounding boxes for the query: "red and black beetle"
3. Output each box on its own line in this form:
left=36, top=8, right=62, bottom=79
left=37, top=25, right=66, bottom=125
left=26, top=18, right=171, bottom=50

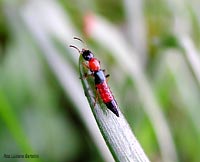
left=70, top=37, right=119, bottom=117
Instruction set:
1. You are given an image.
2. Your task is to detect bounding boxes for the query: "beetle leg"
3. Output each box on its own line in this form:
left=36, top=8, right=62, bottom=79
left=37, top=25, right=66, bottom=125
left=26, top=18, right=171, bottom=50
left=79, top=72, right=94, bottom=79
left=105, top=74, right=110, bottom=82
left=82, top=62, right=89, bottom=69
left=105, top=74, right=110, bottom=78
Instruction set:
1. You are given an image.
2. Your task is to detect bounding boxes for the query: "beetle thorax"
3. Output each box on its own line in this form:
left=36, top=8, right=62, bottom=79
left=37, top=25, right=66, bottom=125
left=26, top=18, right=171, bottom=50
left=89, top=58, right=100, bottom=72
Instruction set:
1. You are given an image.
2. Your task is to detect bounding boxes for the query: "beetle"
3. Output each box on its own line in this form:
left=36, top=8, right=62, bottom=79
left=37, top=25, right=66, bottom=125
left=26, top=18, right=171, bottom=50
left=70, top=37, right=119, bottom=117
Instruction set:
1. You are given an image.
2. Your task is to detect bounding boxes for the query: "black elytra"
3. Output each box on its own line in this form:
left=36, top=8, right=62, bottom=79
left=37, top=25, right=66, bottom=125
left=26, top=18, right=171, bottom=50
left=94, top=70, right=105, bottom=85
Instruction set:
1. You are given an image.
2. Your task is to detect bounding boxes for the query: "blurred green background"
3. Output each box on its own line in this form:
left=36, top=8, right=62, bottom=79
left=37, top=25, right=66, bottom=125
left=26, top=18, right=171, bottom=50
left=0, top=0, right=200, bottom=162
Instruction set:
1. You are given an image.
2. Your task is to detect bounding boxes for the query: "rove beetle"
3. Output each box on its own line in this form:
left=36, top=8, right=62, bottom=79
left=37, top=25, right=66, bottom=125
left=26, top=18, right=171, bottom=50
left=70, top=37, right=119, bottom=117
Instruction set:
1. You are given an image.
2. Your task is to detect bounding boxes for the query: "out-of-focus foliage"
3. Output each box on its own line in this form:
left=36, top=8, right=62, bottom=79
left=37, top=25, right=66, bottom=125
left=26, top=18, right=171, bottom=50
left=0, top=0, right=200, bottom=162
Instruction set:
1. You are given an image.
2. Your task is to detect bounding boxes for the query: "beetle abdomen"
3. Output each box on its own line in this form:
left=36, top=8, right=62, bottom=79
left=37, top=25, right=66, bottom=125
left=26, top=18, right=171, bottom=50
left=96, top=81, right=119, bottom=117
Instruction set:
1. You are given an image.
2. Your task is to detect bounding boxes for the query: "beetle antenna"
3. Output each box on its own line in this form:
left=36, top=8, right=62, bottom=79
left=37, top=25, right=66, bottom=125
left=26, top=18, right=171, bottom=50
left=69, top=45, right=81, bottom=53
left=73, top=37, right=87, bottom=48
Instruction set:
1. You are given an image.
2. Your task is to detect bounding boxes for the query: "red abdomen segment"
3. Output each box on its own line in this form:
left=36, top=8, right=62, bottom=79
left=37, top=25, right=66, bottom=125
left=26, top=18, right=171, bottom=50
left=96, top=81, right=119, bottom=117
left=96, top=81, right=113, bottom=103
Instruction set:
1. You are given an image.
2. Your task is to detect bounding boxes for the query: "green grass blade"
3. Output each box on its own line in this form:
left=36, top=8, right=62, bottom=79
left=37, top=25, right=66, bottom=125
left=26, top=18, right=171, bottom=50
left=0, top=91, right=41, bottom=162
left=79, top=56, right=150, bottom=162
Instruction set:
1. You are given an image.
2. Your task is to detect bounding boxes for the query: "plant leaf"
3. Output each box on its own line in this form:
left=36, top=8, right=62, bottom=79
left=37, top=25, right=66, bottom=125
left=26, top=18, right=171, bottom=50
left=79, top=56, right=150, bottom=162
